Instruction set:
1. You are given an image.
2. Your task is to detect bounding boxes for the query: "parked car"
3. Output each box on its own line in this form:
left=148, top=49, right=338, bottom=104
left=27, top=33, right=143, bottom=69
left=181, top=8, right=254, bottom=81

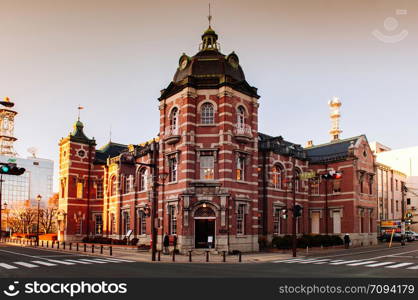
left=406, top=231, right=418, bottom=241
left=379, top=231, right=414, bottom=242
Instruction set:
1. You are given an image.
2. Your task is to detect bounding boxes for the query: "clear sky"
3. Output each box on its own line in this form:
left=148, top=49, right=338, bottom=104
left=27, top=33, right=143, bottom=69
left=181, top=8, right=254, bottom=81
left=1, top=0, right=417, bottom=192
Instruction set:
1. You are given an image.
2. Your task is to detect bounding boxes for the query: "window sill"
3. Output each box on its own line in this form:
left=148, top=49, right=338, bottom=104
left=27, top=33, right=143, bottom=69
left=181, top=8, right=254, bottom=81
left=167, top=181, right=178, bottom=185
left=198, top=124, right=216, bottom=127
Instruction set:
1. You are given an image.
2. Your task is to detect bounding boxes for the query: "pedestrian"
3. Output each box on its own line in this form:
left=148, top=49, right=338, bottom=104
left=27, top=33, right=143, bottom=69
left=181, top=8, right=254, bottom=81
left=173, top=235, right=177, bottom=253
left=344, top=234, right=350, bottom=249
left=163, top=233, right=169, bottom=254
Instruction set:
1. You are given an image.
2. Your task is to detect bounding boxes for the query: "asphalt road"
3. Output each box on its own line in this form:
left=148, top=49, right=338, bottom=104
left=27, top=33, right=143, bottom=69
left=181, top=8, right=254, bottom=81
left=1, top=242, right=418, bottom=278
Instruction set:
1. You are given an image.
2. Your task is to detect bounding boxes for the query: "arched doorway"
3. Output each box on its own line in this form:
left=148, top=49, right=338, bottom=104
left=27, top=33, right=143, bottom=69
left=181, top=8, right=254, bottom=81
left=194, top=206, right=216, bottom=248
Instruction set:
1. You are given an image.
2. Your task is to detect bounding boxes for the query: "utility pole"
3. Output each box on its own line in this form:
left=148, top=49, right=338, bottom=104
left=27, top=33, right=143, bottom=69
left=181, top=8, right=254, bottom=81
left=292, top=156, right=297, bottom=257
left=324, top=163, right=329, bottom=235
left=401, top=182, right=406, bottom=246
left=0, top=174, right=3, bottom=237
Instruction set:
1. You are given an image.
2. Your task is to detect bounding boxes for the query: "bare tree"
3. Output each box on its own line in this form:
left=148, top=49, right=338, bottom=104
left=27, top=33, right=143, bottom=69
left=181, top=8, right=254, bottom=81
left=39, top=207, right=58, bottom=234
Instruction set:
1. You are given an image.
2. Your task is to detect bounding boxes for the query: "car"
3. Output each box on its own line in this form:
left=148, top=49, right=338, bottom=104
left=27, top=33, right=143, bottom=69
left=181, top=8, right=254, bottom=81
left=406, top=231, right=418, bottom=241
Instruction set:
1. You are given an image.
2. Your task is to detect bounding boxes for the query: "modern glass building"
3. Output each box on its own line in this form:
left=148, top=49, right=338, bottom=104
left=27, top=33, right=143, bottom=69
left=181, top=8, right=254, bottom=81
left=0, top=155, right=54, bottom=208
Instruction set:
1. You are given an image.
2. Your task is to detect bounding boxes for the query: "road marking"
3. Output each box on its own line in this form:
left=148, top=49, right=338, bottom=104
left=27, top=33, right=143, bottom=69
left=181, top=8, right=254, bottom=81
left=283, top=259, right=305, bottom=263
left=406, top=265, right=418, bottom=270
left=103, top=258, right=135, bottom=263
left=365, top=261, right=396, bottom=268
left=47, top=259, right=75, bottom=265
left=347, top=261, right=377, bottom=266
left=64, top=259, right=92, bottom=264
left=330, top=260, right=361, bottom=265
left=296, top=259, right=326, bottom=264
left=78, top=259, right=108, bottom=264
left=385, top=262, right=414, bottom=269
left=14, top=262, right=39, bottom=268
left=90, top=258, right=121, bottom=263
left=0, top=263, right=18, bottom=269
left=31, top=260, right=57, bottom=266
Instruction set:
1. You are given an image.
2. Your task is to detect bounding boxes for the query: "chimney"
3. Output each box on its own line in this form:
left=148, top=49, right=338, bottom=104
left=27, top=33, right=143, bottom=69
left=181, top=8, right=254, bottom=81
left=306, top=140, right=314, bottom=148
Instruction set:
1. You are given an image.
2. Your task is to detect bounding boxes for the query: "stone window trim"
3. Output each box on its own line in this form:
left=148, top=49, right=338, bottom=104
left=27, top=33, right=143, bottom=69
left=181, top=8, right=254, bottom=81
left=165, top=198, right=179, bottom=215
left=234, top=199, right=250, bottom=214
left=308, top=208, right=323, bottom=219
left=329, top=207, right=344, bottom=218
left=196, top=148, right=219, bottom=162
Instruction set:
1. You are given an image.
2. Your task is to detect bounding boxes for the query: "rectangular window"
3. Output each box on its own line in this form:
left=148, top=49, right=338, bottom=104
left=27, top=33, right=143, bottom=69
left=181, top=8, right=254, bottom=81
left=396, top=200, right=399, bottom=212
left=76, top=220, right=83, bottom=235
left=333, top=211, right=341, bottom=234
left=168, top=156, right=177, bottom=182
left=94, top=214, right=103, bottom=235
left=396, top=180, right=398, bottom=191
left=138, top=210, right=147, bottom=235
left=96, top=181, right=103, bottom=199
left=200, top=155, right=214, bottom=180
left=110, top=213, right=116, bottom=235
left=273, top=208, right=280, bottom=235
left=360, top=180, right=364, bottom=193
left=407, top=198, right=411, bottom=205
left=168, top=205, right=177, bottom=235
left=122, top=211, right=130, bottom=235
left=236, top=156, right=245, bottom=181
left=237, top=204, right=245, bottom=235
left=76, top=182, right=83, bottom=199
left=311, top=211, right=320, bottom=234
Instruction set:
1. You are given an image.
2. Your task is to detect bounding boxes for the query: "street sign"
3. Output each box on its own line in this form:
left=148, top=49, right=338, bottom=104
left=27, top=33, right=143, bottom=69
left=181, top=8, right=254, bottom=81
left=299, top=171, right=316, bottom=180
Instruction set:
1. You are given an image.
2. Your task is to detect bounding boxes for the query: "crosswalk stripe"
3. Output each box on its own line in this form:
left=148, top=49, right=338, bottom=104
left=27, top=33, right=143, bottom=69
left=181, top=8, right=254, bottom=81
left=297, top=259, right=327, bottom=264
left=347, top=261, right=377, bottom=266
left=47, top=259, right=75, bottom=265
left=14, top=262, right=39, bottom=268
left=0, top=263, right=18, bottom=269
left=406, top=265, right=418, bottom=270
left=78, top=259, right=108, bottom=264
left=90, top=258, right=120, bottom=263
left=385, top=262, right=414, bottom=269
left=103, top=258, right=135, bottom=263
left=283, top=259, right=305, bottom=263
left=330, top=260, right=361, bottom=265
left=64, top=259, right=92, bottom=264
left=313, top=259, right=333, bottom=264
left=366, top=262, right=396, bottom=268
left=31, top=261, right=57, bottom=266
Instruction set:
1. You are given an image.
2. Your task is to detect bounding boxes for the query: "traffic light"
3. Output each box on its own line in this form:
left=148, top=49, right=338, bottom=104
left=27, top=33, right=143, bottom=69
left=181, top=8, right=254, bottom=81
left=322, top=170, right=342, bottom=180
left=406, top=212, right=413, bottom=218
left=281, top=208, right=288, bottom=219
left=293, top=204, right=303, bottom=217
left=0, top=163, right=25, bottom=176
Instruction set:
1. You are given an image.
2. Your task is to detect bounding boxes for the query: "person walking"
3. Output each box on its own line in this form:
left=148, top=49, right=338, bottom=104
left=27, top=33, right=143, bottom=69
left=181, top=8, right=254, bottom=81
left=344, top=234, right=350, bottom=249
left=163, top=233, right=169, bottom=254
left=173, top=235, right=178, bottom=253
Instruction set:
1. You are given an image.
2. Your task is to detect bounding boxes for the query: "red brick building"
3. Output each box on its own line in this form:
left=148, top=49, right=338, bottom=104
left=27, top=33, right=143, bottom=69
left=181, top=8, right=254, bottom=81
left=58, top=25, right=377, bottom=251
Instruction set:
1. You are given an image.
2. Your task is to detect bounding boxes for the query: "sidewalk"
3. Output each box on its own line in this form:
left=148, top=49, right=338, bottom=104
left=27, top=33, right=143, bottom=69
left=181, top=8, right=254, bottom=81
left=1, top=239, right=292, bottom=263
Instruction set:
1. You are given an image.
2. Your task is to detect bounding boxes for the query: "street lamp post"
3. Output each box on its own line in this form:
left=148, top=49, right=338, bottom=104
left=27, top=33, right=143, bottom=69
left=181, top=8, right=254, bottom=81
left=3, top=202, right=7, bottom=236
left=36, top=194, right=41, bottom=246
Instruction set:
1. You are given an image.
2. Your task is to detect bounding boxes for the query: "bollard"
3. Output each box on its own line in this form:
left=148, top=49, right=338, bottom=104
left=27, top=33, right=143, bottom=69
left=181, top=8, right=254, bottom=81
left=84, top=244, right=86, bottom=252
left=70, top=243, right=72, bottom=251
left=47, top=241, right=49, bottom=248
left=100, top=245, right=103, bottom=254
left=63, top=242, right=66, bottom=250
left=42, top=240, right=44, bottom=247
left=57, top=241, right=60, bottom=249
left=76, top=243, right=79, bottom=251
left=109, top=246, right=112, bottom=256
left=51, top=241, right=54, bottom=249
left=172, top=251, right=176, bottom=262
left=206, top=251, right=209, bottom=262
left=223, top=251, right=226, bottom=262
left=92, top=244, right=94, bottom=253
left=238, top=251, right=242, bottom=263
left=306, top=246, right=309, bottom=254
left=189, top=250, right=192, bottom=262
left=157, top=250, right=161, bottom=261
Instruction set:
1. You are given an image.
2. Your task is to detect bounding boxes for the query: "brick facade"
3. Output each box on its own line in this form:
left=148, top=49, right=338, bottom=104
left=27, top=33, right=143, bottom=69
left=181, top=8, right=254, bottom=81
left=58, top=26, right=378, bottom=251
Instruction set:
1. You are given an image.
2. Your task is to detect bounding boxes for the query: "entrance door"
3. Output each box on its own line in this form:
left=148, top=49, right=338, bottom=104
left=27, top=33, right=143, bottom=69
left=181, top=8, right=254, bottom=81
left=195, top=219, right=215, bottom=248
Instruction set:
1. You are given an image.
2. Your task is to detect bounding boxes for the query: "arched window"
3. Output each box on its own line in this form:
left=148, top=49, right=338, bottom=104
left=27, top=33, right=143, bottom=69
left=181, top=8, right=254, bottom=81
left=272, top=164, right=284, bottom=189
left=237, top=106, right=245, bottom=128
left=139, top=168, right=147, bottom=191
left=201, top=103, right=214, bottom=124
left=294, top=169, right=301, bottom=192
left=110, top=176, right=117, bottom=196
left=170, top=107, right=178, bottom=132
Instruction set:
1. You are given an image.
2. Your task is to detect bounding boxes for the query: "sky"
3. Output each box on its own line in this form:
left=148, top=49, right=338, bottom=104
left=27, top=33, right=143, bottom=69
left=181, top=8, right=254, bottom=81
left=1, top=0, right=417, bottom=192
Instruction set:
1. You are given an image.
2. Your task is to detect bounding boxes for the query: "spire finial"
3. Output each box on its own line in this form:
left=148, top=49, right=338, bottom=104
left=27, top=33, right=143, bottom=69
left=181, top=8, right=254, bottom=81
left=77, top=105, right=84, bottom=121
left=109, top=125, right=112, bottom=142
left=208, top=3, right=212, bottom=27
